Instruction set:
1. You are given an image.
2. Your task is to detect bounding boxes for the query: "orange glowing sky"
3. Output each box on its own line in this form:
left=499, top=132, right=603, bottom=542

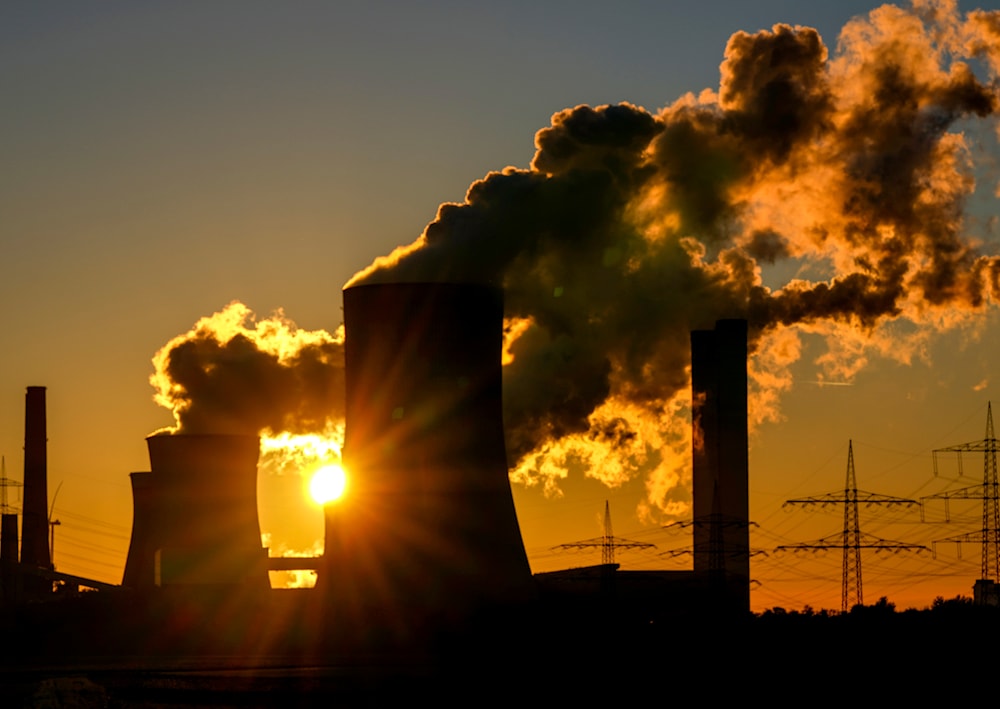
left=4, top=0, right=1000, bottom=612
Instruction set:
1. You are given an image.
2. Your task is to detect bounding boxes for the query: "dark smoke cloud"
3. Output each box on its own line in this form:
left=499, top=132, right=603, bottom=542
left=347, top=1, right=1000, bottom=514
left=151, top=302, right=345, bottom=436
left=149, top=3, right=1000, bottom=515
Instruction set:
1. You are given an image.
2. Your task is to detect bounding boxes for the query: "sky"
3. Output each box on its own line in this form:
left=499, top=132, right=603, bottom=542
left=4, top=0, right=1000, bottom=612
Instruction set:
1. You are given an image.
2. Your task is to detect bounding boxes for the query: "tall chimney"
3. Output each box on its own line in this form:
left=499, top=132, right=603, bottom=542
left=691, top=320, right=750, bottom=611
left=328, top=282, right=535, bottom=621
left=21, top=386, right=51, bottom=572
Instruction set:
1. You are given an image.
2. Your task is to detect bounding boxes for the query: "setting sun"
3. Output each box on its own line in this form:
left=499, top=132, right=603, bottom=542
left=309, top=464, right=347, bottom=505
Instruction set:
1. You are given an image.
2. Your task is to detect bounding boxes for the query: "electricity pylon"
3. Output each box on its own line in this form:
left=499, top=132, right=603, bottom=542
left=922, top=402, right=1000, bottom=585
left=660, top=481, right=764, bottom=566
left=0, top=456, right=22, bottom=514
left=554, top=500, right=656, bottom=564
left=659, top=486, right=765, bottom=601
left=777, top=440, right=926, bottom=612
left=48, top=482, right=62, bottom=568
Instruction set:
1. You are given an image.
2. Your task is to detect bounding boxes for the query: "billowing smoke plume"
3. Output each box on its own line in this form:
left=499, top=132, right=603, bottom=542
left=151, top=302, right=345, bottom=437
left=348, top=1, right=1000, bottom=518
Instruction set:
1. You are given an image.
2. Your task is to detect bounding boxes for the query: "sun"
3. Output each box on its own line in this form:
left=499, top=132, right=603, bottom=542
left=309, top=464, right=347, bottom=505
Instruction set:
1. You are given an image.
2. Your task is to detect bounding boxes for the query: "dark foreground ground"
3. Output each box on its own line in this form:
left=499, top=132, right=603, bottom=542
left=1, top=591, right=996, bottom=706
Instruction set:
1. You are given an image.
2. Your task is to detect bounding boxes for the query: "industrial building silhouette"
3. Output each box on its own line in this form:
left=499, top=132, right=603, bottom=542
left=324, top=283, right=536, bottom=623
left=691, top=319, right=751, bottom=609
left=536, top=319, right=751, bottom=615
left=6, top=289, right=1000, bottom=706
left=123, top=434, right=268, bottom=589
left=0, top=284, right=753, bottom=644
left=21, top=386, right=50, bottom=579
left=1, top=387, right=119, bottom=604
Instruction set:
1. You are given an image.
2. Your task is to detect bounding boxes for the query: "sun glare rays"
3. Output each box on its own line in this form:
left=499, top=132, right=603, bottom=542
left=258, top=428, right=348, bottom=507
left=257, top=428, right=344, bottom=588
left=310, top=464, right=347, bottom=505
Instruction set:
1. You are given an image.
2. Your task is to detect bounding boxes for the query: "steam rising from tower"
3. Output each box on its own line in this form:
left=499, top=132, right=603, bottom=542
left=150, top=302, right=345, bottom=438
left=151, top=2, right=1000, bottom=520
left=346, top=2, right=1000, bottom=515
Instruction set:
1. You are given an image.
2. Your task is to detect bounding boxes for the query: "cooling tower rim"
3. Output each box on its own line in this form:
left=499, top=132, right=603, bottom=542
left=691, top=317, right=747, bottom=331
left=342, top=281, right=502, bottom=293
left=145, top=432, right=261, bottom=442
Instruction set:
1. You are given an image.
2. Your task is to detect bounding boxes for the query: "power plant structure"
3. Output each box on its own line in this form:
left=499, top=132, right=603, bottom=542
left=121, top=472, right=155, bottom=589
left=10, top=286, right=1000, bottom=701
left=111, top=292, right=752, bottom=621
left=122, top=434, right=268, bottom=590
left=326, top=282, right=536, bottom=622
left=0, top=387, right=117, bottom=601
left=537, top=318, right=753, bottom=615
left=0, top=456, right=22, bottom=603
left=21, top=386, right=51, bottom=578
left=12, top=290, right=753, bottom=629
left=118, top=282, right=537, bottom=629
left=19, top=386, right=53, bottom=598
left=690, top=319, right=751, bottom=612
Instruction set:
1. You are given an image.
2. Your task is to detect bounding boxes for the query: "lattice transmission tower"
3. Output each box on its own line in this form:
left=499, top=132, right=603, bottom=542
left=777, top=441, right=926, bottom=612
left=553, top=500, right=656, bottom=565
left=921, top=402, right=1000, bottom=586
left=660, top=480, right=764, bottom=570
left=0, top=456, right=22, bottom=514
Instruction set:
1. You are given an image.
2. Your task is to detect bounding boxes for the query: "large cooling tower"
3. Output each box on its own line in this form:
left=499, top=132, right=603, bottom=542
left=134, top=434, right=267, bottom=588
left=21, top=386, right=50, bottom=573
left=691, top=319, right=750, bottom=611
left=328, top=282, right=535, bottom=619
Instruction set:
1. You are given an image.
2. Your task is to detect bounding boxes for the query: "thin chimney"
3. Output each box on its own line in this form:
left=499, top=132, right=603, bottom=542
left=21, top=386, right=51, bottom=571
left=691, top=320, right=750, bottom=612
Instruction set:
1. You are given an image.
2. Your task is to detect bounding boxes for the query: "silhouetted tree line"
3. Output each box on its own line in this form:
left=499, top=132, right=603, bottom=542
left=759, top=593, right=980, bottom=618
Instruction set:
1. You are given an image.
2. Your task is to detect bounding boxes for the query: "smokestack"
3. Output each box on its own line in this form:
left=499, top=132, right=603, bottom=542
left=1, top=514, right=19, bottom=603
left=691, top=320, right=749, bottom=611
left=21, top=386, right=50, bottom=573
left=327, top=282, right=535, bottom=620
left=139, top=434, right=267, bottom=588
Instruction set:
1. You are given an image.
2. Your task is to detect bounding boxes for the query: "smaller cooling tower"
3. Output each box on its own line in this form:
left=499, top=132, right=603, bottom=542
left=134, top=434, right=267, bottom=588
left=121, top=472, right=156, bottom=589
left=328, top=282, right=535, bottom=620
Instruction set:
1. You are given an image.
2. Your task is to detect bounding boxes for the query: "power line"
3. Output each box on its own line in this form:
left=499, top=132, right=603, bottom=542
left=922, top=401, right=1000, bottom=587
left=552, top=500, right=655, bottom=565
left=777, top=440, right=927, bottom=612
left=0, top=456, right=22, bottom=514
